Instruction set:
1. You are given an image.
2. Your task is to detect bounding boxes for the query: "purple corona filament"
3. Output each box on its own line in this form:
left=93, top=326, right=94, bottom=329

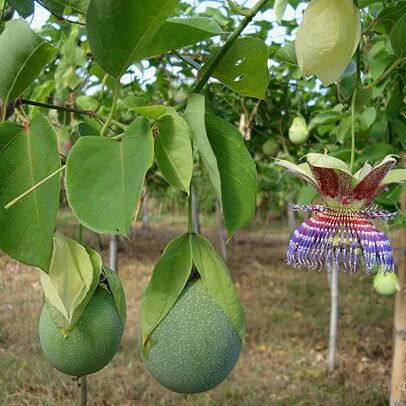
left=287, top=205, right=396, bottom=273
left=276, top=153, right=403, bottom=273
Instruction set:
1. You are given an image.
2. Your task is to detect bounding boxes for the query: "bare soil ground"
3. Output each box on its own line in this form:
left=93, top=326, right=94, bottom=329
left=0, top=216, right=397, bottom=405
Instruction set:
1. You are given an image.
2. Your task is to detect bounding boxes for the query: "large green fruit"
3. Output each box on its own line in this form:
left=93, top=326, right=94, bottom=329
left=39, top=287, right=123, bottom=376
left=373, top=271, right=400, bottom=296
left=142, top=279, right=241, bottom=394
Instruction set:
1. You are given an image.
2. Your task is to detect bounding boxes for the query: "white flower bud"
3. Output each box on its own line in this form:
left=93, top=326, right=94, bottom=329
left=295, top=0, right=361, bottom=86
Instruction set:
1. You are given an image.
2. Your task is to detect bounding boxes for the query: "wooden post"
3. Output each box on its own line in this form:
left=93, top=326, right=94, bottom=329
left=328, top=259, right=339, bottom=373
left=287, top=201, right=296, bottom=233
left=390, top=191, right=406, bottom=405
left=109, top=235, right=118, bottom=272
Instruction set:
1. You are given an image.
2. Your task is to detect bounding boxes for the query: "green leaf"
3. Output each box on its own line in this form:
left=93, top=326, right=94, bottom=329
left=65, top=117, right=154, bottom=234
left=0, top=115, right=60, bottom=271
left=382, top=169, right=406, bottom=186
left=390, top=14, right=406, bottom=57
left=274, top=42, right=298, bottom=65
left=359, top=143, right=399, bottom=164
left=40, top=233, right=102, bottom=335
left=156, top=112, right=193, bottom=193
left=7, top=0, right=34, bottom=17
left=206, top=114, right=257, bottom=236
left=191, top=234, right=245, bottom=343
left=308, top=111, right=342, bottom=131
left=377, top=1, right=406, bottom=33
left=140, top=234, right=192, bottom=347
left=0, top=20, right=56, bottom=106
left=213, top=37, right=270, bottom=98
left=86, top=0, right=179, bottom=77
left=102, top=266, right=126, bottom=327
left=274, top=0, right=288, bottom=23
left=134, top=105, right=168, bottom=119
left=184, top=94, right=222, bottom=199
left=136, top=17, right=223, bottom=60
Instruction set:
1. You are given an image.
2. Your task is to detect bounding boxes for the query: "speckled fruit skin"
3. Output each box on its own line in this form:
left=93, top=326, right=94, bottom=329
left=142, top=279, right=242, bottom=394
left=39, top=287, right=123, bottom=376
left=262, top=139, right=279, bottom=156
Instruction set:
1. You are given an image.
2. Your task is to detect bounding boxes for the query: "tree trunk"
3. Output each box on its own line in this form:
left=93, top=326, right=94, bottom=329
left=390, top=191, right=406, bottom=405
left=109, top=235, right=118, bottom=272
left=328, top=259, right=339, bottom=373
left=215, top=199, right=227, bottom=261
left=142, top=193, right=149, bottom=230
left=191, top=184, right=200, bottom=234
left=287, top=202, right=296, bottom=233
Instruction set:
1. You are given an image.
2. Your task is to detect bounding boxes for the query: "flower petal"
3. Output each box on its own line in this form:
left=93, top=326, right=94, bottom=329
left=353, top=155, right=397, bottom=203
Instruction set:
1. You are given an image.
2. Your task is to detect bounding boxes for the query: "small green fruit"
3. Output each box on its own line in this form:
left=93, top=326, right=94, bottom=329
left=262, top=139, right=279, bottom=156
left=373, top=272, right=400, bottom=296
left=39, top=287, right=123, bottom=376
left=142, top=279, right=241, bottom=394
left=288, top=116, right=309, bottom=145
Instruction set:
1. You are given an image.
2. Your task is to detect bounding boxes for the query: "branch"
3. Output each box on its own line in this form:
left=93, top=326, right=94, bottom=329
left=35, top=0, right=85, bottom=26
left=18, top=98, right=127, bottom=130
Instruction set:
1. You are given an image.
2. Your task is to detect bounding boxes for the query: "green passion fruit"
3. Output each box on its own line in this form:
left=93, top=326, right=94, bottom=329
left=262, top=139, right=279, bottom=156
left=373, top=271, right=400, bottom=297
left=142, top=279, right=242, bottom=394
left=39, top=287, right=123, bottom=376
left=288, top=116, right=309, bottom=145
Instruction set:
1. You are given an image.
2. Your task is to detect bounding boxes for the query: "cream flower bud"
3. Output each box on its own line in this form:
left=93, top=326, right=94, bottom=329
left=295, top=0, right=361, bottom=86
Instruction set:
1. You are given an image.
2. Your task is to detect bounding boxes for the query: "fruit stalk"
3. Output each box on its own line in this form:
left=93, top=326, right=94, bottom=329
left=80, top=376, right=87, bottom=406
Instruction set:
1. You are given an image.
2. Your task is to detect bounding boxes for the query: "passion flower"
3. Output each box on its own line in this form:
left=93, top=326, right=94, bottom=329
left=276, top=154, right=406, bottom=273
left=295, top=0, right=361, bottom=86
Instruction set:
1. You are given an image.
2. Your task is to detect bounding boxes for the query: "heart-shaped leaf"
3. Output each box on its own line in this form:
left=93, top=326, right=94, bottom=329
left=155, top=111, right=193, bottom=193
left=0, top=20, right=56, bottom=109
left=140, top=234, right=192, bottom=347
left=0, top=115, right=60, bottom=271
left=86, top=0, right=179, bottom=77
left=213, top=37, right=269, bottom=99
left=206, top=114, right=257, bottom=236
left=191, top=234, right=245, bottom=343
left=65, top=117, right=154, bottom=234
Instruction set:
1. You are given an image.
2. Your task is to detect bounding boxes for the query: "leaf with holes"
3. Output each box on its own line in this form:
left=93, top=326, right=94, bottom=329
left=86, top=0, right=179, bottom=77
left=213, top=37, right=269, bottom=98
left=65, top=117, right=154, bottom=234
left=0, top=115, right=60, bottom=271
left=0, top=20, right=56, bottom=108
left=206, top=114, right=257, bottom=236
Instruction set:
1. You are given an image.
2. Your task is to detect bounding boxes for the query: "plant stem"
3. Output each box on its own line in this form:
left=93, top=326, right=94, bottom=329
left=35, top=0, right=85, bottom=25
left=19, top=98, right=127, bottom=130
left=328, top=259, right=339, bottom=374
left=172, top=50, right=201, bottom=70
left=100, top=79, right=121, bottom=136
left=365, top=57, right=406, bottom=90
left=175, top=0, right=267, bottom=113
left=193, top=0, right=267, bottom=94
left=5, top=165, right=66, bottom=209
left=188, top=190, right=193, bottom=233
left=80, top=376, right=87, bottom=406
left=350, top=88, right=357, bottom=172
